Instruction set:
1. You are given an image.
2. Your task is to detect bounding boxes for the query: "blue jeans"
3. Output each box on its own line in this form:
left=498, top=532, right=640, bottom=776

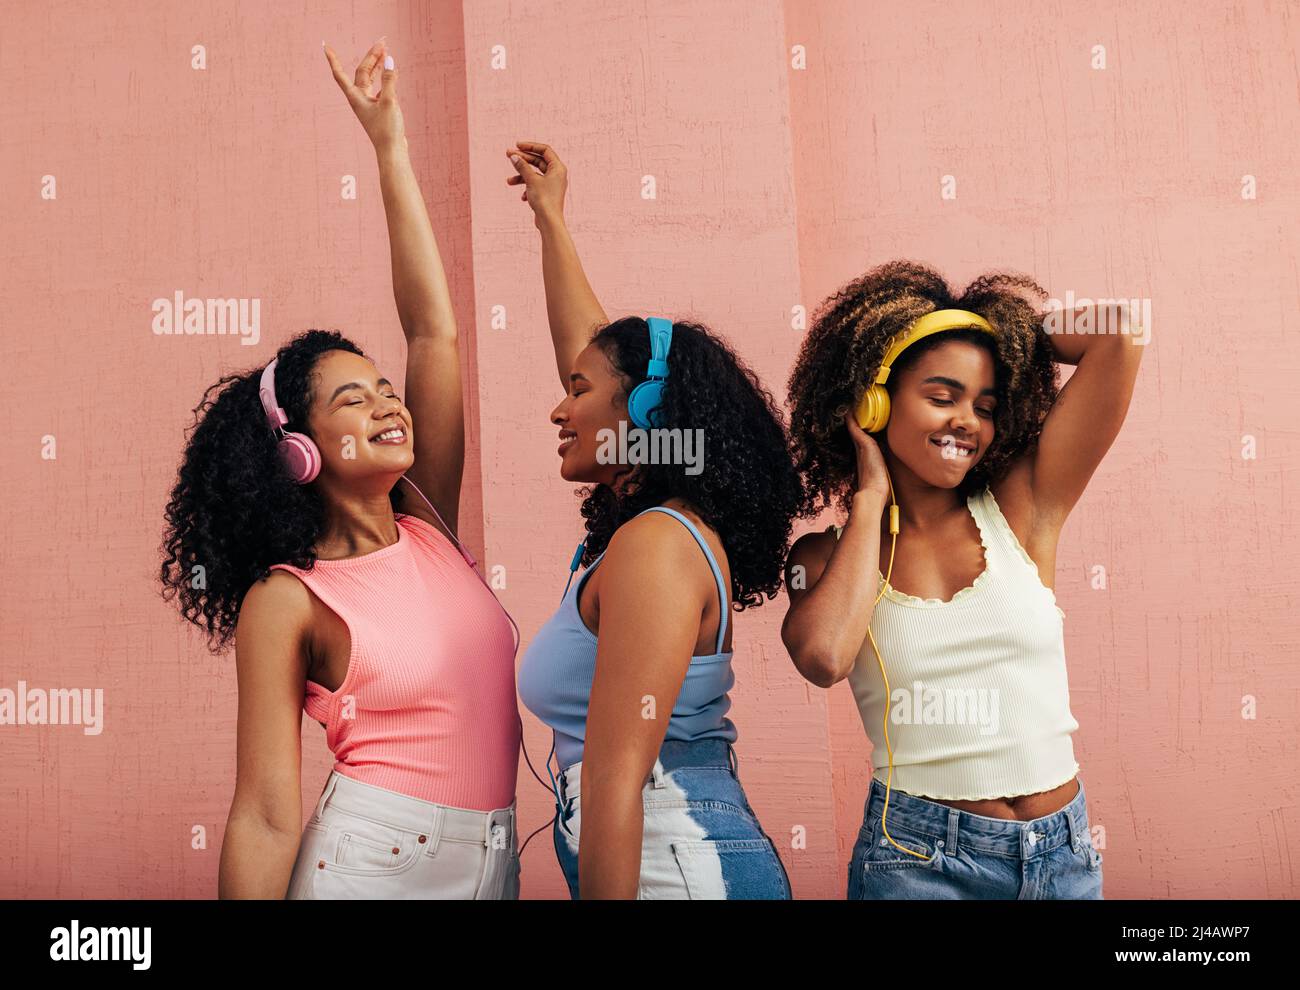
left=553, top=738, right=791, bottom=899
left=848, top=775, right=1103, bottom=899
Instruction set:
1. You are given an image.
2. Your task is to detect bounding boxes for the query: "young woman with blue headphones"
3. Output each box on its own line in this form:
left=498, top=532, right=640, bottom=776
left=505, top=142, right=803, bottom=898
left=160, top=42, right=525, bottom=899
left=781, top=261, right=1144, bottom=899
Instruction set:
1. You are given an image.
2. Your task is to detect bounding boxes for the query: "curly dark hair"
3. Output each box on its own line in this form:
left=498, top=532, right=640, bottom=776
left=787, top=260, right=1060, bottom=519
left=158, top=329, right=405, bottom=654
left=575, top=317, right=805, bottom=612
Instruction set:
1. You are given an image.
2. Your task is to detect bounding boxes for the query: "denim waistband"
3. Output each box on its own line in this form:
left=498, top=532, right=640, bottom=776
left=654, top=737, right=736, bottom=772
left=554, top=738, right=738, bottom=806
left=864, top=775, right=1090, bottom=860
left=315, top=770, right=516, bottom=847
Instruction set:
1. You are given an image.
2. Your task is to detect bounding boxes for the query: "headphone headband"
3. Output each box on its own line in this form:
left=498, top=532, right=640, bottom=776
left=644, top=316, right=673, bottom=379
left=855, top=308, right=997, bottom=433
left=874, top=309, right=996, bottom=386
left=258, top=359, right=289, bottom=430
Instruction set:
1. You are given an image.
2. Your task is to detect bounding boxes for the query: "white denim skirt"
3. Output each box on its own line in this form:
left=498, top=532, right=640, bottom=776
left=286, top=770, right=519, bottom=900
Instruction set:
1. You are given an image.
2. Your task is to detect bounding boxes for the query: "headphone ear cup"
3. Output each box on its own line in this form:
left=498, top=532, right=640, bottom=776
left=855, top=385, right=890, bottom=434
left=628, top=380, right=664, bottom=430
left=277, top=432, right=321, bottom=484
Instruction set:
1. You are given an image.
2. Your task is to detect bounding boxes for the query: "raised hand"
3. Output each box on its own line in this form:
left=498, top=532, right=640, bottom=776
left=505, top=141, right=568, bottom=224
left=323, top=40, right=406, bottom=153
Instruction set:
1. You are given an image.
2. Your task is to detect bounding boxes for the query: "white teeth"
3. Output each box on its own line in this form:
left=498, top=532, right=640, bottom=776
left=372, top=429, right=404, bottom=442
left=933, top=439, right=973, bottom=457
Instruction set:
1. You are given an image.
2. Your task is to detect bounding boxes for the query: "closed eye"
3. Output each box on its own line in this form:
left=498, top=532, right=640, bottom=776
left=931, top=398, right=994, bottom=417
left=346, top=393, right=401, bottom=405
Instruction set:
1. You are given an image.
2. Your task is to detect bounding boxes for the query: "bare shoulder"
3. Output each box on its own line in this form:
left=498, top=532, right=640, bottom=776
left=605, top=507, right=709, bottom=569
left=599, top=504, right=728, bottom=600
left=236, top=569, right=312, bottom=667
left=784, top=526, right=838, bottom=598
left=240, top=568, right=312, bottom=618
left=788, top=527, right=837, bottom=568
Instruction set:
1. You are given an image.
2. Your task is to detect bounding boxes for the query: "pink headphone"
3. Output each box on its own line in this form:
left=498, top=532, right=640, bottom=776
left=259, top=358, right=322, bottom=484
left=256, top=356, right=484, bottom=574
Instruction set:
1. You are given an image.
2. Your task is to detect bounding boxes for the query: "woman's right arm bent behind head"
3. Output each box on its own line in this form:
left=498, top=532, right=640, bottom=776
left=217, top=571, right=311, bottom=899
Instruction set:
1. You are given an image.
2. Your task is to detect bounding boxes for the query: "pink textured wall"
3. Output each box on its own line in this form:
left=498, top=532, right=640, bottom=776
left=2, top=0, right=1296, bottom=898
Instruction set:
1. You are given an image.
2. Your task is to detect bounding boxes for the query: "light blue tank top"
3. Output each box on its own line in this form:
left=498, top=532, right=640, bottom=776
left=518, top=506, right=738, bottom=772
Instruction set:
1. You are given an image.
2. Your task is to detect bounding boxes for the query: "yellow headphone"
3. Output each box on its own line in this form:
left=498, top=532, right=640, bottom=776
left=855, top=309, right=997, bottom=433
left=855, top=308, right=998, bottom=860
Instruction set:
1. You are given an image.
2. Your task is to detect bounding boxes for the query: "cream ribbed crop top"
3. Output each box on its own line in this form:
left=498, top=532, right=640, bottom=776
left=831, top=485, right=1079, bottom=801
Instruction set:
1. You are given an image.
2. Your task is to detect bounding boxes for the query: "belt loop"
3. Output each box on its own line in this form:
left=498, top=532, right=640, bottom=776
left=488, top=816, right=507, bottom=852
left=650, top=759, right=666, bottom=790
left=423, top=805, right=445, bottom=857
left=1066, top=801, right=1085, bottom=850
left=946, top=808, right=959, bottom=855
left=313, top=772, right=339, bottom=820
left=727, top=743, right=738, bottom=777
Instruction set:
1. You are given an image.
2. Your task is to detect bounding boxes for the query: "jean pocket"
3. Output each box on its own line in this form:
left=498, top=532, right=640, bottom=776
left=669, top=838, right=784, bottom=900
left=319, top=809, right=425, bottom=877
left=862, top=818, right=942, bottom=871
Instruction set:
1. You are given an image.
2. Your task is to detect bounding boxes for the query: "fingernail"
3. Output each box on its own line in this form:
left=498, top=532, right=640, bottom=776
left=510, top=155, right=520, bottom=164
left=384, top=55, right=394, bottom=70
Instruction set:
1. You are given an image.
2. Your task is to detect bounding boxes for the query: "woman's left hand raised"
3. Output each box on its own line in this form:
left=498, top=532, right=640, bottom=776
left=323, top=40, right=406, bottom=153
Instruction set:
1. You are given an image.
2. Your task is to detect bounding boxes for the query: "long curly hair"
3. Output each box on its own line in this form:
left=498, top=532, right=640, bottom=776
left=787, top=260, right=1060, bottom=519
left=576, top=317, right=805, bottom=612
left=158, top=329, right=405, bottom=654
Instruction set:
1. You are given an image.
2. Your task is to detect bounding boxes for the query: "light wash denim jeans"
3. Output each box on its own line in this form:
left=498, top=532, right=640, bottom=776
left=553, top=738, right=791, bottom=899
left=848, top=775, right=1103, bottom=900
left=286, top=770, right=520, bottom=900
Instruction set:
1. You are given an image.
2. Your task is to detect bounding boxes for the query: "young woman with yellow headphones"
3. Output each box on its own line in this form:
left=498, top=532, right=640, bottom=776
left=782, top=261, right=1144, bottom=899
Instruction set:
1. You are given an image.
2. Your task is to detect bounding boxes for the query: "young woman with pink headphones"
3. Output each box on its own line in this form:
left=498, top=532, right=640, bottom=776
left=160, top=42, right=523, bottom=899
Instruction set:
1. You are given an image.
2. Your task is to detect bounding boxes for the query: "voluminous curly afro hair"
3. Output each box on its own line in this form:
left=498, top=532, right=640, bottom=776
left=159, top=329, right=406, bottom=653
left=786, top=260, right=1060, bottom=519
left=577, top=317, right=805, bottom=612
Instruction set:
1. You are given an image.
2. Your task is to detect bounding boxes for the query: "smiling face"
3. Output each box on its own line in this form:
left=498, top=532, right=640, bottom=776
left=549, top=342, right=633, bottom=485
left=879, top=339, right=997, bottom=488
left=302, top=349, right=414, bottom=482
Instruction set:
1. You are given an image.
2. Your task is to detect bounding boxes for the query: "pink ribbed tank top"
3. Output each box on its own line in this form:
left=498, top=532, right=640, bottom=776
left=268, top=512, right=520, bottom=811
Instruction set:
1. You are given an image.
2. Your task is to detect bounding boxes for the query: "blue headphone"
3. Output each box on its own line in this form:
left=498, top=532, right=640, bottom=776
left=560, top=316, right=674, bottom=602
left=626, top=316, right=674, bottom=429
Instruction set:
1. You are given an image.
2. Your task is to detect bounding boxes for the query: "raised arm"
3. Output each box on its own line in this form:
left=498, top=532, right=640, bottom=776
left=506, top=142, right=609, bottom=390
left=325, top=41, right=464, bottom=538
left=1022, top=300, right=1146, bottom=525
